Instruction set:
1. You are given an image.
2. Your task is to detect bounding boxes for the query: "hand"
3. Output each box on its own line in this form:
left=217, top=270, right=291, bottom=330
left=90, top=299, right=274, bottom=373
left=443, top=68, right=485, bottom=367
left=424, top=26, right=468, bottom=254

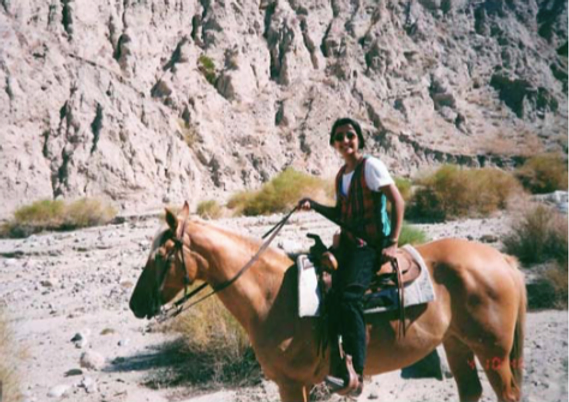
left=298, top=197, right=313, bottom=211
left=381, top=244, right=398, bottom=263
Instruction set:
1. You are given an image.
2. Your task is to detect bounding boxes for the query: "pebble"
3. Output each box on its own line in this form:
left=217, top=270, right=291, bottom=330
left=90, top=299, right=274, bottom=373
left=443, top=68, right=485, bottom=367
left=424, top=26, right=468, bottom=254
left=368, top=390, right=379, bottom=399
left=79, top=376, right=98, bottom=393
left=71, top=329, right=91, bottom=348
left=64, top=368, right=84, bottom=377
left=47, top=384, right=70, bottom=398
left=118, top=338, right=130, bottom=347
left=80, top=350, right=106, bottom=371
left=40, top=279, right=57, bottom=288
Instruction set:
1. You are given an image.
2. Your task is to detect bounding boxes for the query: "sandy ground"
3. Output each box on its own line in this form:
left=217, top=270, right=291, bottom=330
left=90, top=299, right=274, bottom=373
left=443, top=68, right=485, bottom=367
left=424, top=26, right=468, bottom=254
left=0, top=211, right=567, bottom=402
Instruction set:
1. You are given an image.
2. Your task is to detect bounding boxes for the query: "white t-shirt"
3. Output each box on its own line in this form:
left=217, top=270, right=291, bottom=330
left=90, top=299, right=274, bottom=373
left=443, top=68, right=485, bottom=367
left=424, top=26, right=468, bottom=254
left=341, top=156, right=394, bottom=196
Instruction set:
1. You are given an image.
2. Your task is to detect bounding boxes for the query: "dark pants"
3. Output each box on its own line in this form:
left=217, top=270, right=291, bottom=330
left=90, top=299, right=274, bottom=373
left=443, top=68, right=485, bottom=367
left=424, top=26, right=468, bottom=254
left=331, top=244, right=377, bottom=375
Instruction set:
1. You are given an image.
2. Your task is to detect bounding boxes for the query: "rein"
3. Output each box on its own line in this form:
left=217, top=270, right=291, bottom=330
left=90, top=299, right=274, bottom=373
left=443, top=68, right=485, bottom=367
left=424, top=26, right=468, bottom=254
left=157, top=206, right=298, bottom=323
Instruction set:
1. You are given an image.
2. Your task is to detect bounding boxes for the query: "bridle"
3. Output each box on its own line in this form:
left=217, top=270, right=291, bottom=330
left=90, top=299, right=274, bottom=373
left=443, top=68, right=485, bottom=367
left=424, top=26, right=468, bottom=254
left=154, top=219, right=192, bottom=307
left=154, top=207, right=298, bottom=323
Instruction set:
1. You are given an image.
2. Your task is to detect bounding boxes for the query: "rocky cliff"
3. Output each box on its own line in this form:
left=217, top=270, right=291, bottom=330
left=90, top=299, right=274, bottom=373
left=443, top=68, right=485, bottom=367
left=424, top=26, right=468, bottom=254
left=0, top=0, right=567, bottom=218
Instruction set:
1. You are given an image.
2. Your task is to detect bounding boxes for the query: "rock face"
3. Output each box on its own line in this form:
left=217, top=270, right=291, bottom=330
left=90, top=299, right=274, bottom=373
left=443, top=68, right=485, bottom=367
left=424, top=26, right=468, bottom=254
left=0, top=0, right=567, bottom=218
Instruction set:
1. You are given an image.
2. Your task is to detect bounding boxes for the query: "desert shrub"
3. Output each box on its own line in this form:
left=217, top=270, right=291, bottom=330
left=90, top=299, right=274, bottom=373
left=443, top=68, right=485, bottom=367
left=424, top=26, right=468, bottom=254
left=168, top=294, right=260, bottom=386
left=515, top=153, right=568, bottom=194
left=503, top=204, right=568, bottom=265
left=228, top=168, right=333, bottom=216
left=198, top=55, right=217, bottom=85
left=394, top=177, right=413, bottom=203
left=1, top=198, right=116, bottom=238
left=398, top=223, right=429, bottom=246
left=196, top=200, right=222, bottom=219
left=178, top=119, right=200, bottom=148
left=63, top=198, right=117, bottom=229
left=527, top=261, right=568, bottom=310
left=409, top=165, right=521, bottom=221
left=544, top=261, right=568, bottom=309
left=0, top=310, right=22, bottom=402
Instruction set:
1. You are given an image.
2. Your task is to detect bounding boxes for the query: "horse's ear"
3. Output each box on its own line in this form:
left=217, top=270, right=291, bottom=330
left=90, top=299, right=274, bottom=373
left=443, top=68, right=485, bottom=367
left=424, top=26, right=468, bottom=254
left=165, top=208, right=178, bottom=231
left=181, top=201, right=190, bottom=220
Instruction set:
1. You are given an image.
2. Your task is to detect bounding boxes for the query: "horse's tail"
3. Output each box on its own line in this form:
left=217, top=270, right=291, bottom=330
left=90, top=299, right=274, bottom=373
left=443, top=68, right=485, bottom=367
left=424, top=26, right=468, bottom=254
left=505, top=255, right=526, bottom=393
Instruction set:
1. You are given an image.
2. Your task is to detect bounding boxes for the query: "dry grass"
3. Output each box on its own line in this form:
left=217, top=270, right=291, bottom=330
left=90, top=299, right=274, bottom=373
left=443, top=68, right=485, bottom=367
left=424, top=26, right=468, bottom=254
left=1, top=198, right=116, bottom=238
left=515, top=153, right=568, bottom=194
left=196, top=200, right=223, bottom=220
left=399, top=223, right=429, bottom=246
left=394, top=177, right=412, bottom=203
left=0, top=310, right=23, bottom=402
left=178, top=120, right=200, bottom=148
left=505, top=203, right=567, bottom=310
left=543, top=261, right=568, bottom=309
left=228, top=168, right=334, bottom=216
left=165, top=293, right=261, bottom=386
left=503, top=204, right=568, bottom=265
left=409, top=165, right=522, bottom=221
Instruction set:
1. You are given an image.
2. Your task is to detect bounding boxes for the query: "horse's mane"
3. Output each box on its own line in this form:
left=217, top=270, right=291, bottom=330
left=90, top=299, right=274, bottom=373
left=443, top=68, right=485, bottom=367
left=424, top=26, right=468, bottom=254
left=149, top=218, right=292, bottom=263
left=194, top=218, right=291, bottom=262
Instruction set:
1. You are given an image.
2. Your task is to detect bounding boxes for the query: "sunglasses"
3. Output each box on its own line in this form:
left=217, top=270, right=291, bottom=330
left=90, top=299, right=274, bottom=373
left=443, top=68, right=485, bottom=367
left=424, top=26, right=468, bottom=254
left=334, top=132, right=357, bottom=142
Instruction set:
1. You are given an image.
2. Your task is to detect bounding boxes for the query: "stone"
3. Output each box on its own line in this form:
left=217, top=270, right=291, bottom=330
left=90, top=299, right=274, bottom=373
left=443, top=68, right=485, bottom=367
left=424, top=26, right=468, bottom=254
left=47, top=384, right=70, bottom=398
left=79, top=376, right=98, bottom=393
left=79, top=351, right=106, bottom=371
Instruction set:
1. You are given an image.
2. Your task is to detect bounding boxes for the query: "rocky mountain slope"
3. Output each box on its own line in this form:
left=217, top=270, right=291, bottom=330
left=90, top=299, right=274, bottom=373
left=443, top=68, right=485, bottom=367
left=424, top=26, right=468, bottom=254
left=0, top=0, right=567, bottom=218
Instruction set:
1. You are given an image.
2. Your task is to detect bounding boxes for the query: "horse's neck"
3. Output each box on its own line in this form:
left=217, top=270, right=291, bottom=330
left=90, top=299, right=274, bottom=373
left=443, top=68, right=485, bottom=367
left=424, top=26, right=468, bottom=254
left=188, top=221, right=290, bottom=332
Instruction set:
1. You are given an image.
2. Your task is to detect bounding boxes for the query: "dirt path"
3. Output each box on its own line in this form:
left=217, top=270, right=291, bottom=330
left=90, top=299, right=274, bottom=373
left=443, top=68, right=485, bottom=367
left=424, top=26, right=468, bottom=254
left=0, top=212, right=566, bottom=402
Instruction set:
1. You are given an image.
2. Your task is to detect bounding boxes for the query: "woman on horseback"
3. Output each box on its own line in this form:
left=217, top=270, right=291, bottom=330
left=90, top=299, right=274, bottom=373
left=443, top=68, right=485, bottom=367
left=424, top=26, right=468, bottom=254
left=299, top=117, right=406, bottom=396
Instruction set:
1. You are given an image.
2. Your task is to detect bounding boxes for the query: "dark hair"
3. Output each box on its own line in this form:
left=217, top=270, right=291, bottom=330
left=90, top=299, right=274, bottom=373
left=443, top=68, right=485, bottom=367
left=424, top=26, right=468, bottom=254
left=329, top=117, right=365, bottom=149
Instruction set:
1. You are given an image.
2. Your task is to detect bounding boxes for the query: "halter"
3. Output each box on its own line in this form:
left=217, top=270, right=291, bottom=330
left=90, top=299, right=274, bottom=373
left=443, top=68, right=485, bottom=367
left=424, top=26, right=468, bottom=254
left=156, top=207, right=298, bottom=323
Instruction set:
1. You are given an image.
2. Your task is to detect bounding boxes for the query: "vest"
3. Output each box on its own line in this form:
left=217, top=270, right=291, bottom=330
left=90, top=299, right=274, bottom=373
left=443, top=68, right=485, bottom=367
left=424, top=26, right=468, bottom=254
left=335, top=156, right=391, bottom=247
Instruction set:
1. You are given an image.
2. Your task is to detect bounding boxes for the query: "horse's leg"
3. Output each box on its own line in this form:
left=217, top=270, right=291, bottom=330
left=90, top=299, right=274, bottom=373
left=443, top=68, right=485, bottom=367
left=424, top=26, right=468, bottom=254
left=443, top=336, right=483, bottom=402
left=473, top=348, right=521, bottom=402
left=277, top=379, right=309, bottom=402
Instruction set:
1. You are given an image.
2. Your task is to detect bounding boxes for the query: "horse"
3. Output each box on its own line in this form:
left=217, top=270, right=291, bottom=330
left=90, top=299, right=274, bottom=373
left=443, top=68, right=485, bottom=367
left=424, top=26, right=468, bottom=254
left=129, top=202, right=526, bottom=402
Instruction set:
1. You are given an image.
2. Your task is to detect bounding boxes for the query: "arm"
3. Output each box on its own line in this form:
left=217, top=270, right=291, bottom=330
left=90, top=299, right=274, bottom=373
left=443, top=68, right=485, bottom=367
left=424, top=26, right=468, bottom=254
left=380, top=183, right=405, bottom=261
left=298, top=198, right=340, bottom=221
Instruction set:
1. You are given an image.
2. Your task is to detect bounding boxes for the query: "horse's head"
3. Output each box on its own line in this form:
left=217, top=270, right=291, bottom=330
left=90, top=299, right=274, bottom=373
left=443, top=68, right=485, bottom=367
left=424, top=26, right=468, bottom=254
left=129, top=202, right=203, bottom=319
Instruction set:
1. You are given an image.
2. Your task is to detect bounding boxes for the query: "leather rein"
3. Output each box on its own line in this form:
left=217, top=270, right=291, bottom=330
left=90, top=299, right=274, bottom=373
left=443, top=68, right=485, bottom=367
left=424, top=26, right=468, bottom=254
left=156, top=207, right=298, bottom=323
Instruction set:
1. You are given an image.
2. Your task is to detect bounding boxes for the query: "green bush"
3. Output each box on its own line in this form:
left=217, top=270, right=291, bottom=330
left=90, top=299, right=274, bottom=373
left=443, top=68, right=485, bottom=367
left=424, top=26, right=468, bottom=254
left=228, top=168, right=333, bottom=216
left=398, top=223, right=429, bottom=246
left=1, top=198, right=117, bottom=238
left=409, top=165, right=522, bottom=221
left=198, top=55, right=217, bottom=85
left=196, top=200, right=222, bottom=220
left=515, top=153, right=568, bottom=194
left=503, top=204, right=568, bottom=265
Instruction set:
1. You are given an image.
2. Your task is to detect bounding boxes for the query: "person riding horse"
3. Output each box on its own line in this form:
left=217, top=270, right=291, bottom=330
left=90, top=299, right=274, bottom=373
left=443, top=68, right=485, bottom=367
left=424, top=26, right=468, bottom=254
left=299, top=117, right=405, bottom=396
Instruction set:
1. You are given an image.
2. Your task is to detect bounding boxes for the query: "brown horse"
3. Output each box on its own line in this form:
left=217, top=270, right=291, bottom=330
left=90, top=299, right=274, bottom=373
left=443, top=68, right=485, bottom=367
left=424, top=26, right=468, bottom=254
left=130, top=202, right=526, bottom=402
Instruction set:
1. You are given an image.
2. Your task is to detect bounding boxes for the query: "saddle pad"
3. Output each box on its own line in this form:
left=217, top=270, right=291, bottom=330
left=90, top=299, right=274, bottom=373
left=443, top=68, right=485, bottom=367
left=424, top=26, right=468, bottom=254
left=297, top=254, right=322, bottom=317
left=297, top=245, right=436, bottom=318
